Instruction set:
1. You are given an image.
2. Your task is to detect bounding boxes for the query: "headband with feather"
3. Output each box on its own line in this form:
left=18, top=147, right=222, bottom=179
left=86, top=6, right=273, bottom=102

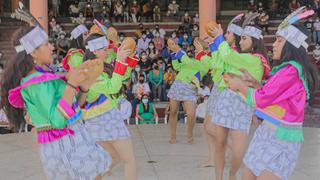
left=227, top=13, right=245, bottom=36
left=10, top=1, right=48, bottom=54
left=241, top=12, right=263, bottom=39
left=277, top=6, right=314, bottom=50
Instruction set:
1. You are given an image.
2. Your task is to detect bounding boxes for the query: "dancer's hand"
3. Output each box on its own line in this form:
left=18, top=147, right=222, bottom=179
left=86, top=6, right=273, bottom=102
left=223, top=73, right=242, bottom=92
left=167, top=38, right=180, bottom=52
left=117, top=46, right=131, bottom=63
left=194, top=38, right=204, bottom=54
left=207, top=24, right=223, bottom=38
left=239, top=68, right=262, bottom=89
left=67, top=66, right=86, bottom=87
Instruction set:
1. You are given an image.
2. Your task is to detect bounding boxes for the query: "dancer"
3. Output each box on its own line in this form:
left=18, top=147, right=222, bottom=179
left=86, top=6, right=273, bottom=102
left=167, top=39, right=210, bottom=144
left=195, top=13, right=245, bottom=168
left=224, top=7, right=318, bottom=180
left=82, top=33, right=138, bottom=180
left=0, top=4, right=111, bottom=179
left=201, top=13, right=270, bottom=180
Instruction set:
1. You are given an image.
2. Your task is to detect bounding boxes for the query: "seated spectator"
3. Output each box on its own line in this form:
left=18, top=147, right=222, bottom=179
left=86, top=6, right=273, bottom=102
left=289, top=0, right=300, bottom=12
left=193, top=13, right=199, bottom=24
left=145, top=28, right=154, bottom=39
left=161, top=45, right=171, bottom=63
left=123, top=1, right=130, bottom=22
left=84, top=2, right=94, bottom=18
left=136, top=94, right=158, bottom=124
left=258, top=11, right=269, bottom=34
left=139, top=51, right=152, bottom=73
left=69, top=2, right=80, bottom=17
left=153, top=32, right=164, bottom=51
left=137, top=31, right=151, bottom=54
left=305, top=18, right=314, bottom=41
left=135, top=23, right=145, bottom=39
left=191, top=24, right=199, bottom=37
left=114, top=1, right=124, bottom=22
left=101, top=5, right=111, bottom=20
left=153, top=24, right=166, bottom=39
left=51, top=0, right=60, bottom=17
left=49, top=17, right=57, bottom=40
left=130, top=64, right=147, bottom=87
left=257, top=1, right=264, bottom=13
left=313, top=44, right=320, bottom=64
left=171, top=31, right=179, bottom=44
left=142, top=1, right=153, bottom=22
left=56, top=31, right=69, bottom=62
left=153, top=5, right=161, bottom=22
left=146, top=41, right=159, bottom=61
left=248, top=0, right=257, bottom=12
left=178, top=33, right=193, bottom=49
left=131, top=0, right=141, bottom=23
left=157, top=57, right=166, bottom=71
left=314, top=17, right=320, bottom=44
left=181, top=11, right=192, bottom=30
left=119, top=98, right=132, bottom=120
left=270, top=0, right=279, bottom=19
left=167, top=0, right=180, bottom=18
left=196, top=95, right=209, bottom=120
left=149, top=62, right=164, bottom=101
left=132, top=75, right=151, bottom=111
left=314, top=0, right=320, bottom=17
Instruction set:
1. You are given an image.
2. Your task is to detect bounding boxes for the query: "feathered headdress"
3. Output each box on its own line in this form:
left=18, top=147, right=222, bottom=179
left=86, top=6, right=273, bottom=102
left=277, top=6, right=314, bottom=50
left=227, top=13, right=245, bottom=36
left=10, top=1, right=48, bottom=54
left=241, top=12, right=263, bottom=40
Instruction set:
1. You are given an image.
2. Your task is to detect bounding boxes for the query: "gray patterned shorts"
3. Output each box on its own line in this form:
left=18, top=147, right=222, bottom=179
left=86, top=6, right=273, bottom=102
left=206, top=86, right=220, bottom=117
left=85, top=108, right=130, bottom=141
left=210, top=88, right=253, bottom=134
left=40, top=122, right=112, bottom=180
left=244, top=123, right=302, bottom=180
left=167, top=80, right=198, bottom=102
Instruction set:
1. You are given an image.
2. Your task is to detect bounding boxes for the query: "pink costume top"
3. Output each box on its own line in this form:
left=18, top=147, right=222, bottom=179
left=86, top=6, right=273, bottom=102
left=247, top=61, right=309, bottom=142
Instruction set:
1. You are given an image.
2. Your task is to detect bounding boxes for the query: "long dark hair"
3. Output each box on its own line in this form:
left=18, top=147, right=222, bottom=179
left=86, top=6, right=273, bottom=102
left=70, top=34, right=85, bottom=50
left=280, top=25, right=319, bottom=99
left=0, top=27, right=35, bottom=130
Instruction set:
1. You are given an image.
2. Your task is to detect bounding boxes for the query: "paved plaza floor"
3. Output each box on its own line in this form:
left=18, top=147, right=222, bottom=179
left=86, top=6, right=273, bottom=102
left=0, top=124, right=320, bottom=180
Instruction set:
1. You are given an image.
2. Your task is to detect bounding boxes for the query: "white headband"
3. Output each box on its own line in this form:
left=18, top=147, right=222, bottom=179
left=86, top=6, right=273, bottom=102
left=242, top=26, right=263, bottom=40
left=276, top=25, right=308, bottom=50
left=71, top=24, right=88, bottom=40
left=86, top=36, right=109, bottom=52
left=15, top=26, right=48, bottom=54
left=227, top=24, right=243, bottom=36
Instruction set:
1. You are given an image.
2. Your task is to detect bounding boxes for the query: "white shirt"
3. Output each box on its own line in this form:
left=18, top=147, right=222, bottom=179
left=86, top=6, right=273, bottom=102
left=137, top=38, right=151, bottom=51
left=196, top=100, right=208, bottom=119
left=314, top=21, right=320, bottom=31
left=198, top=86, right=211, bottom=97
left=313, top=48, right=320, bottom=60
left=132, top=83, right=151, bottom=95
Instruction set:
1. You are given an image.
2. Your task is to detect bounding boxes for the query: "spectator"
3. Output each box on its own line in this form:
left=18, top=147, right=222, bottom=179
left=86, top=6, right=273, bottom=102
left=69, top=2, right=80, bottom=17
left=171, top=31, right=179, bottom=44
left=258, top=11, right=270, bottom=34
left=146, top=41, right=158, bottom=61
left=101, top=5, right=111, bottom=20
left=56, top=31, right=69, bottom=62
left=248, top=0, right=257, bottom=12
left=157, top=57, right=166, bottom=72
left=131, top=0, right=140, bottom=23
left=139, top=51, right=152, bottom=73
left=257, top=1, right=264, bottom=13
left=161, top=45, right=171, bottom=63
left=191, top=24, right=199, bottom=37
left=181, top=11, right=192, bottom=32
left=84, top=2, right=94, bottom=18
left=51, top=0, right=60, bottom=17
left=132, top=75, right=151, bottom=110
left=313, top=0, right=320, bottom=17
left=193, top=13, right=199, bottom=24
left=167, top=0, right=180, bottom=18
left=153, top=32, right=165, bottom=51
left=130, top=64, right=147, bottom=87
left=314, top=17, right=320, bottom=43
left=270, top=0, right=279, bottom=19
left=149, top=62, right=164, bottom=101
left=137, top=31, right=152, bottom=54
left=289, top=0, right=300, bottom=12
left=178, top=33, right=193, bottom=49
left=163, top=65, right=176, bottom=100
left=119, top=33, right=125, bottom=44
left=49, top=17, right=57, bottom=40
left=146, top=28, right=154, bottom=39
left=196, top=95, right=209, bottom=120
left=152, top=24, right=166, bottom=39
left=135, top=23, right=145, bottom=39
left=313, top=44, right=320, bottom=64
left=123, top=1, right=130, bottom=22
left=153, top=5, right=161, bottom=22
left=114, top=1, right=124, bottom=22
left=136, top=94, right=158, bottom=124
left=305, top=18, right=314, bottom=41
left=142, top=1, right=153, bottom=22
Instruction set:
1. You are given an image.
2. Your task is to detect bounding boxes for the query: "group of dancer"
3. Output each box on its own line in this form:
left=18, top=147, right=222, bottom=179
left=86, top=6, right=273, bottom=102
left=166, top=6, right=319, bottom=180
left=0, top=1, right=319, bottom=180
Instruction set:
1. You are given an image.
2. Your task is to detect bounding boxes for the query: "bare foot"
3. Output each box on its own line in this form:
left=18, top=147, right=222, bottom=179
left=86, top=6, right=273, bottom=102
left=187, top=137, right=194, bottom=144
left=197, top=160, right=214, bottom=168
left=169, top=138, right=177, bottom=144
